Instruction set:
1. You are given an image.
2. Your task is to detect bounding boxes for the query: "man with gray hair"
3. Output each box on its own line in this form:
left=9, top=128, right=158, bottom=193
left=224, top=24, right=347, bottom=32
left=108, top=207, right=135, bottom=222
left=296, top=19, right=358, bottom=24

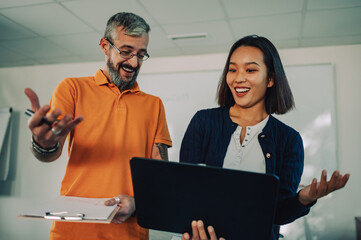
left=25, top=12, right=172, bottom=239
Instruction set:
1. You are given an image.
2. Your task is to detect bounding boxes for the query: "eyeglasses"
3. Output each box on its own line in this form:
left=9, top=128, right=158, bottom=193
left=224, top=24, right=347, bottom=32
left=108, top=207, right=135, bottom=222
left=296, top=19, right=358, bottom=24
left=105, top=38, right=150, bottom=61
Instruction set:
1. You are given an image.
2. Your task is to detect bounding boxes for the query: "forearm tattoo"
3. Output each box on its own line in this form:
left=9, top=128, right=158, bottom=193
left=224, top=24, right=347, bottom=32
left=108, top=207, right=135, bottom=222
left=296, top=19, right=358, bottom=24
left=155, top=143, right=169, bottom=161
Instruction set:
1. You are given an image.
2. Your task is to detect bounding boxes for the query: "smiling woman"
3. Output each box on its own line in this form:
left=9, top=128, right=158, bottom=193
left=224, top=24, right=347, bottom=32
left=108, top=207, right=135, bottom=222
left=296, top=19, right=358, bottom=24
left=178, top=35, right=350, bottom=240
left=226, top=46, right=274, bottom=126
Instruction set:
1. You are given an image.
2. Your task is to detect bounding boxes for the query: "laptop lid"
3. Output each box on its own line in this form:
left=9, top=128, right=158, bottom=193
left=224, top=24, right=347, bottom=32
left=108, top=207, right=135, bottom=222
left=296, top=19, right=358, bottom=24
left=130, top=157, right=279, bottom=239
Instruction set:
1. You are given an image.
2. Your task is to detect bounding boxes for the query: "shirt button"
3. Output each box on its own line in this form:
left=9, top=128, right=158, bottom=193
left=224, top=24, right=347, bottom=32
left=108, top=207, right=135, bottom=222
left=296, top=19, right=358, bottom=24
left=260, top=135, right=265, bottom=138
left=266, top=153, right=271, bottom=158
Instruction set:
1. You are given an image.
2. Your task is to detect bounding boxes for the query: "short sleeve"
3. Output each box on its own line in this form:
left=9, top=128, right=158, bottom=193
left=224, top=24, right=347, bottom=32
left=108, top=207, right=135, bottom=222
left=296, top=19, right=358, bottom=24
left=154, top=99, right=172, bottom=147
left=49, top=78, right=77, bottom=117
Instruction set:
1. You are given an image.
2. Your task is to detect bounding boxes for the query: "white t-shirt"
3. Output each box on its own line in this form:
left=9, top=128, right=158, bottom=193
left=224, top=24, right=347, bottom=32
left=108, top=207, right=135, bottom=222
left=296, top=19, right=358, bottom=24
left=222, top=116, right=269, bottom=173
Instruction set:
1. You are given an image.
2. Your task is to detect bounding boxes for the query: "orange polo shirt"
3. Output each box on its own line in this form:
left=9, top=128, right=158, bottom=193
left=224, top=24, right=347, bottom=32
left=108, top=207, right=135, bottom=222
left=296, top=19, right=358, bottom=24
left=48, top=69, right=172, bottom=240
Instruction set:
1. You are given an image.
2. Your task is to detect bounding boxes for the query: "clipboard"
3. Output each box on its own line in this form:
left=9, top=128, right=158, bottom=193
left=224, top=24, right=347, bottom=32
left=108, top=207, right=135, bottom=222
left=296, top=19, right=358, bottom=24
left=18, top=196, right=119, bottom=224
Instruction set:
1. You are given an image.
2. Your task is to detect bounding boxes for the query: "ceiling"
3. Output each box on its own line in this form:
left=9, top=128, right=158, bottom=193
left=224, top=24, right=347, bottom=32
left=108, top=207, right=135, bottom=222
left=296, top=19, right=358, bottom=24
left=0, top=0, right=361, bottom=68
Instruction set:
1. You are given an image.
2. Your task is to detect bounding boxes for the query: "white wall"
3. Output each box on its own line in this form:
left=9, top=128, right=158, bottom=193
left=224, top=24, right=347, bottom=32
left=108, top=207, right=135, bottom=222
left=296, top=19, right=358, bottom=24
left=0, top=44, right=360, bottom=240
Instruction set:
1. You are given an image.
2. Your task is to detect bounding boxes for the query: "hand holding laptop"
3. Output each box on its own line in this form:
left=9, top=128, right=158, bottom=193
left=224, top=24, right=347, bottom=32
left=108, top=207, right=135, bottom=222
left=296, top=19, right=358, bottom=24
left=181, top=220, right=225, bottom=240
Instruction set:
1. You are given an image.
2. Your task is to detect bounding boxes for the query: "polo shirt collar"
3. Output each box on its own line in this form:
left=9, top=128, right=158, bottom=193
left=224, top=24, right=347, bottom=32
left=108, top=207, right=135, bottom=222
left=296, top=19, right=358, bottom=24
left=94, top=69, right=141, bottom=93
left=94, top=69, right=109, bottom=85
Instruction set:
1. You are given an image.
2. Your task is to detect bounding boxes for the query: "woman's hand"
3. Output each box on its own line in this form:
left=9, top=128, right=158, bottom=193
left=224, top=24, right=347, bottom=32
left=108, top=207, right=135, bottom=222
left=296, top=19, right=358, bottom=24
left=182, top=220, right=225, bottom=240
left=298, top=170, right=350, bottom=205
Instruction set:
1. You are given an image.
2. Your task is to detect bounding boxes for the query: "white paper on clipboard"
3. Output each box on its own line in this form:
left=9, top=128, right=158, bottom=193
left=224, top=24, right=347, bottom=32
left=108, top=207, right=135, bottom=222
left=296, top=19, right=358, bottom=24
left=19, top=196, right=119, bottom=223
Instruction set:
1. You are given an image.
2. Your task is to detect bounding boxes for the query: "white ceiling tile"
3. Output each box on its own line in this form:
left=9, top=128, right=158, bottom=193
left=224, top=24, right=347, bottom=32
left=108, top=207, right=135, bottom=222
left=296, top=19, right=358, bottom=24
left=4, top=37, right=72, bottom=59
left=47, top=32, right=102, bottom=56
left=230, top=13, right=302, bottom=40
left=301, top=35, right=361, bottom=47
left=0, top=14, right=37, bottom=40
left=0, top=59, right=38, bottom=68
left=163, top=21, right=234, bottom=47
left=140, top=0, right=225, bottom=24
left=148, top=26, right=177, bottom=51
left=0, top=3, right=93, bottom=36
left=0, top=0, right=53, bottom=9
left=78, top=53, right=104, bottom=62
left=62, top=0, right=154, bottom=33
left=221, top=0, right=304, bottom=18
left=0, top=45, right=30, bottom=61
left=36, top=55, right=83, bottom=65
left=180, top=43, right=231, bottom=56
left=273, top=38, right=300, bottom=49
left=307, top=0, right=361, bottom=10
left=303, top=8, right=361, bottom=37
left=148, top=48, right=183, bottom=57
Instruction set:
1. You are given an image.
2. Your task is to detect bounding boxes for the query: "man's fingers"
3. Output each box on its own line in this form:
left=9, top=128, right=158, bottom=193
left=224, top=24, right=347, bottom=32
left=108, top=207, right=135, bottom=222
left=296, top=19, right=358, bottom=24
left=61, top=116, right=84, bottom=134
left=24, top=88, right=41, bottom=111
left=28, top=105, right=51, bottom=129
left=51, top=114, right=83, bottom=137
left=104, top=198, right=116, bottom=206
left=111, top=216, right=124, bottom=224
left=104, top=196, right=121, bottom=206
left=45, top=108, right=63, bottom=124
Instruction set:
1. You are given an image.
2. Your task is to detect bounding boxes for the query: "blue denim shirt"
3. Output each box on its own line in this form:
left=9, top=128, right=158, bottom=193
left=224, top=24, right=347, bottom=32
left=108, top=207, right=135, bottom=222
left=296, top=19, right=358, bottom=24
left=180, top=106, right=314, bottom=239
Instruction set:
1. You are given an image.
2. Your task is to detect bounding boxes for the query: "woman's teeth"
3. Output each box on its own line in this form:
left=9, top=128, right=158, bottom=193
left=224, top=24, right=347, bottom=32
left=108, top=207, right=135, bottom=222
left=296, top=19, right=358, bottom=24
left=235, top=88, right=250, bottom=93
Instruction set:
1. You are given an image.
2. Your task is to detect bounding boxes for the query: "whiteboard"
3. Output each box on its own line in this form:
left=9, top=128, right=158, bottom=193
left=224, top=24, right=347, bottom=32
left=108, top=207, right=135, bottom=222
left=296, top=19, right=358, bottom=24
left=0, top=107, right=12, bottom=181
left=138, top=64, right=337, bottom=184
left=139, top=70, right=220, bottom=163
left=277, top=64, right=337, bottom=184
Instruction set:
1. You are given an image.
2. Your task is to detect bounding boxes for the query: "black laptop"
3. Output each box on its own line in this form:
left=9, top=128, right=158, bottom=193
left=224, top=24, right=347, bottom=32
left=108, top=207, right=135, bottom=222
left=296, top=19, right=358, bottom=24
left=130, top=157, right=279, bottom=239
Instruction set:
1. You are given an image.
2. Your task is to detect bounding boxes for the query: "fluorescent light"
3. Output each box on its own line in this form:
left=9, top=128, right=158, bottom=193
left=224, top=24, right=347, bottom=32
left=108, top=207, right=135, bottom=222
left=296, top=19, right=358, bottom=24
left=168, top=32, right=208, bottom=40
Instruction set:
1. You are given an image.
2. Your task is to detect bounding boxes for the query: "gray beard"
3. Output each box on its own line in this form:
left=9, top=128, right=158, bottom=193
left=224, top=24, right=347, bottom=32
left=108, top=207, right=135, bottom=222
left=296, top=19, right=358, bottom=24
left=107, top=60, right=139, bottom=92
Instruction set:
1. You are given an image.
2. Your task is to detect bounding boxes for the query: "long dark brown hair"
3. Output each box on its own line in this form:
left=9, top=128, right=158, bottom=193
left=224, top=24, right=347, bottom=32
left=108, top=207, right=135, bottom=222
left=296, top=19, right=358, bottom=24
left=217, top=35, right=294, bottom=114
